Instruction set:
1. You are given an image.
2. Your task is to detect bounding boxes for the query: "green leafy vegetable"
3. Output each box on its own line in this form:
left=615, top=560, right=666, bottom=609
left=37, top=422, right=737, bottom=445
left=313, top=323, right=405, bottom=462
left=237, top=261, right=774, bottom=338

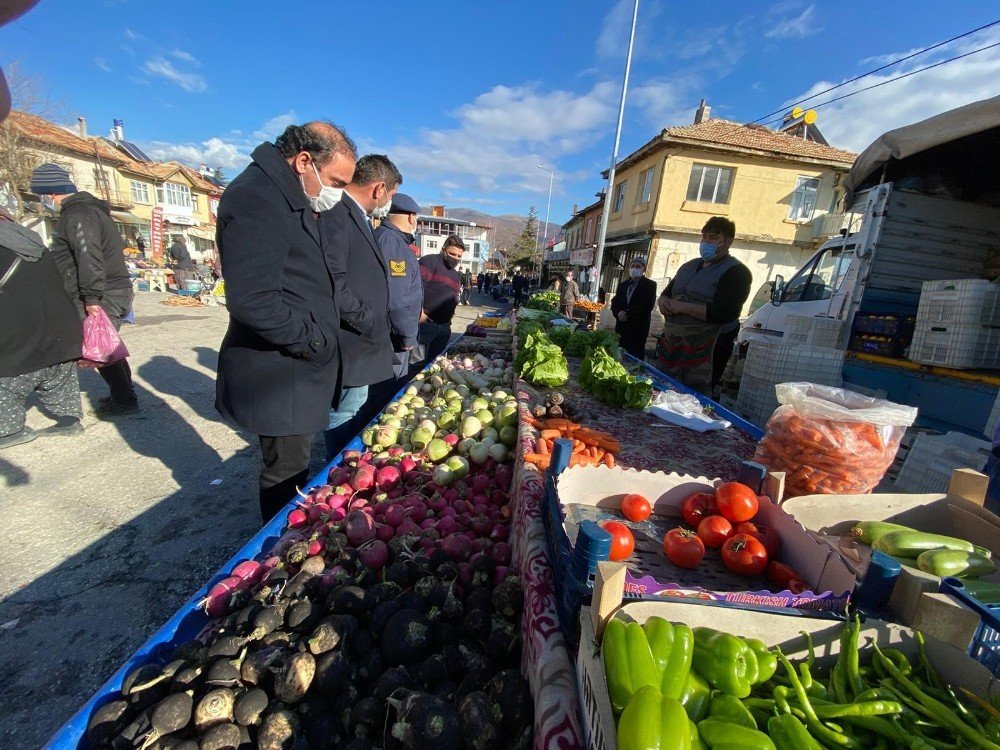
left=579, top=346, right=652, bottom=409
left=525, top=290, right=559, bottom=311
left=548, top=327, right=620, bottom=358
left=515, top=330, right=569, bottom=387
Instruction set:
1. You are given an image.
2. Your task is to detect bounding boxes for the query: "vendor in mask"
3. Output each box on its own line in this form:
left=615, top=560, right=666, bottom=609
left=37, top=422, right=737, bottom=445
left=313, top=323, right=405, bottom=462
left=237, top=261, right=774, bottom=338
left=610, top=255, right=657, bottom=360
left=655, top=217, right=751, bottom=394
left=412, top=234, right=464, bottom=369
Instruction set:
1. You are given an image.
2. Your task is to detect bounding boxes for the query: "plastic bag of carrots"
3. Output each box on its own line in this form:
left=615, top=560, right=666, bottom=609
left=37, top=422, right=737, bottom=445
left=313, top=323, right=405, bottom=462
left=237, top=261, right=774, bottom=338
left=753, top=382, right=917, bottom=498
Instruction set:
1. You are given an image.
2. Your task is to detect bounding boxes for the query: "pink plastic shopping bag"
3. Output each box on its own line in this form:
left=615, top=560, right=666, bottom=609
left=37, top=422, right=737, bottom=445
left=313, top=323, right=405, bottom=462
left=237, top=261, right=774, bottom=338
left=81, top=307, right=130, bottom=366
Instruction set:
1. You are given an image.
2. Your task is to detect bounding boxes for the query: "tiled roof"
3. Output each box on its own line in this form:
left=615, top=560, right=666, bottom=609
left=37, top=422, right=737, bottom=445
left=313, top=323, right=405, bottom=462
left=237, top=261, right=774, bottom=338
left=8, top=110, right=127, bottom=163
left=662, top=118, right=857, bottom=164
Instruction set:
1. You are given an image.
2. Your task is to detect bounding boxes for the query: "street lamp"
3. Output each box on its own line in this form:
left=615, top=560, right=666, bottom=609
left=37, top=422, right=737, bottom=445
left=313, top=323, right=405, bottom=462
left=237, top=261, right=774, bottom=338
left=535, top=165, right=554, bottom=281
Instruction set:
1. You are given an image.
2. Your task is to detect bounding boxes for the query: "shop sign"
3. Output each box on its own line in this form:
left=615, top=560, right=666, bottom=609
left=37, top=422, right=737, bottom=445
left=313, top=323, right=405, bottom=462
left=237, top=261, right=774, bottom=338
left=150, top=207, right=164, bottom=260
left=570, top=249, right=594, bottom=265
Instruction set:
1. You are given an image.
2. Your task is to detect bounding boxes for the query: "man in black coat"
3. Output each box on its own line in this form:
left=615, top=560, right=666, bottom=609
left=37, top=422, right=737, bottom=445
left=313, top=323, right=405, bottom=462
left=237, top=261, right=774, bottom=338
left=0, top=211, right=83, bottom=449
left=167, top=236, right=196, bottom=290
left=33, top=162, right=138, bottom=415
left=215, top=122, right=356, bottom=522
left=610, top=255, right=658, bottom=360
left=319, top=154, right=400, bottom=460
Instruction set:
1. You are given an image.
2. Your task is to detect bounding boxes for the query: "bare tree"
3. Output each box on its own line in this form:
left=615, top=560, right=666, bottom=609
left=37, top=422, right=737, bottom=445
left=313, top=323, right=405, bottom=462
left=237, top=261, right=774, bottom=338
left=0, top=61, right=61, bottom=218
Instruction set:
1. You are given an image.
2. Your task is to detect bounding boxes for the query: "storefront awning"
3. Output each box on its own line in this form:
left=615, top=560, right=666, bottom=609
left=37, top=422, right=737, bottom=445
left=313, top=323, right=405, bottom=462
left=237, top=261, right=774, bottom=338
left=110, top=210, right=145, bottom=224
left=164, top=214, right=198, bottom=226
left=186, top=226, right=217, bottom=239
left=602, top=233, right=649, bottom=248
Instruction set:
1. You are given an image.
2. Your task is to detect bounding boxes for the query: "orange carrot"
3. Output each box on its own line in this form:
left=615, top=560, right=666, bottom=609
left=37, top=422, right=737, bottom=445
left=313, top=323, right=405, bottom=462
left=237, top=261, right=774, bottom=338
left=537, top=438, right=550, bottom=456
left=602, top=452, right=616, bottom=467
left=540, top=429, right=561, bottom=440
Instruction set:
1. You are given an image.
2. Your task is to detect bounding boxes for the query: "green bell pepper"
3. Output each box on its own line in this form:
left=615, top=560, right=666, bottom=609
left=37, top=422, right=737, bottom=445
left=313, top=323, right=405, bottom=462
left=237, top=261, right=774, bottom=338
left=693, top=628, right=758, bottom=698
left=697, top=718, right=776, bottom=750
left=603, top=619, right=660, bottom=713
left=645, top=617, right=674, bottom=674
left=643, top=617, right=694, bottom=700
left=690, top=719, right=705, bottom=750
left=744, top=638, right=777, bottom=684
left=767, top=714, right=823, bottom=750
left=618, top=686, right=692, bottom=750
left=708, top=694, right=757, bottom=729
left=680, top=670, right=711, bottom=723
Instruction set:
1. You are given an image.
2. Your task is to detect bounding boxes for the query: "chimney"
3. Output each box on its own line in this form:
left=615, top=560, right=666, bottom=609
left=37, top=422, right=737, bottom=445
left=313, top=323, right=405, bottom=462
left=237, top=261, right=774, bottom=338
left=431, top=205, right=445, bottom=218
left=77, top=116, right=87, bottom=138
left=694, top=99, right=711, bottom=124
left=572, top=203, right=578, bottom=214
left=113, top=118, right=124, bottom=140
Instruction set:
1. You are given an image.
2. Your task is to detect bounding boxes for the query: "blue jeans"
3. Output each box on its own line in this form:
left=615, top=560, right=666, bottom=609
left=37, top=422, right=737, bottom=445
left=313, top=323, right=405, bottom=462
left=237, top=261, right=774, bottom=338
left=324, top=384, right=369, bottom=461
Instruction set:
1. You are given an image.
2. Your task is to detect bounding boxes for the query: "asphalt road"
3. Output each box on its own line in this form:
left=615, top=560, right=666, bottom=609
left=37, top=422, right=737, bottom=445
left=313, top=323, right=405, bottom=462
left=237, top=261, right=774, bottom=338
left=0, top=289, right=498, bottom=749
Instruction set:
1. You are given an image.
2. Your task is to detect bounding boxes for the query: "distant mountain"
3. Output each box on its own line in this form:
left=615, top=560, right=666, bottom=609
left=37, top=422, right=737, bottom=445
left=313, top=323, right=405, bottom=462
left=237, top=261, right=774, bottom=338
left=420, top=206, right=564, bottom=248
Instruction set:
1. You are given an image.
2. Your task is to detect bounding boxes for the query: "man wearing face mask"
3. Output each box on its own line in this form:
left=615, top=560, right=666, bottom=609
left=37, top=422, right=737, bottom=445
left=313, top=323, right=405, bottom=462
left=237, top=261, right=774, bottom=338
left=319, top=154, right=400, bottom=460
left=655, top=216, right=752, bottom=394
left=413, top=235, right=464, bottom=369
left=216, top=121, right=356, bottom=523
left=610, top=256, right=657, bottom=360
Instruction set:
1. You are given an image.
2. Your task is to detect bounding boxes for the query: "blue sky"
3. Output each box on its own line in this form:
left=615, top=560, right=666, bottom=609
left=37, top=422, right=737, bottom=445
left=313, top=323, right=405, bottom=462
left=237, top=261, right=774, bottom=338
left=4, top=1, right=999, bottom=229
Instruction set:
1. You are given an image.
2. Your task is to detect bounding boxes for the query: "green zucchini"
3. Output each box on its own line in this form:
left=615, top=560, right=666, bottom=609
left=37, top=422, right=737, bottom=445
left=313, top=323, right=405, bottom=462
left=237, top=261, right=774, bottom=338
left=850, top=521, right=914, bottom=546
left=961, top=579, right=1000, bottom=605
left=873, top=530, right=974, bottom=558
left=916, top=549, right=996, bottom=579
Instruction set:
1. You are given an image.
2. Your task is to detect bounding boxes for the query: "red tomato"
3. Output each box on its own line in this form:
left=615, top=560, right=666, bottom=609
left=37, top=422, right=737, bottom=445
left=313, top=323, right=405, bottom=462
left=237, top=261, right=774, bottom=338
left=621, top=493, right=652, bottom=522
left=681, top=491, right=717, bottom=528
left=601, top=521, right=635, bottom=561
left=663, top=528, right=705, bottom=569
left=715, top=482, right=759, bottom=523
left=721, top=533, right=768, bottom=576
left=735, top=521, right=781, bottom=557
left=696, top=515, right=733, bottom=549
left=765, top=560, right=799, bottom=589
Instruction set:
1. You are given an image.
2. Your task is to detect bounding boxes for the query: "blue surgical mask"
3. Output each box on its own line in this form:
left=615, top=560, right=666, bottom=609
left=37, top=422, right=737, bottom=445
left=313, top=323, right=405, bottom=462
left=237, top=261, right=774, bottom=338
left=629, top=268, right=643, bottom=279
left=699, top=241, right=719, bottom=260
left=41, top=195, right=58, bottom=212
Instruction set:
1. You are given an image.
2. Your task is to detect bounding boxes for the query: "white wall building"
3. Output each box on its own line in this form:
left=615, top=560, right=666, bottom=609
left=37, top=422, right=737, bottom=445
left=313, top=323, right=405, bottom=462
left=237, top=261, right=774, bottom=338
left=415, top=210, right=493, bottom=274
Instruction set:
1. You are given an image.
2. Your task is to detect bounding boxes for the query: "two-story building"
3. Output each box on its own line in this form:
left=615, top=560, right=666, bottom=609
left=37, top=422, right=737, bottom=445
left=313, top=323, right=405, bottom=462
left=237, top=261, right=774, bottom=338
left=415, top=206, right=493, bottom=274
left=597, top=101, right=856, bottom=307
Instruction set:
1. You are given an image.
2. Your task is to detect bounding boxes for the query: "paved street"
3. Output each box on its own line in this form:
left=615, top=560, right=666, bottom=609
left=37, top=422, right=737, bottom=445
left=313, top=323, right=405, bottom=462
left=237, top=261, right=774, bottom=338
left=0, top=289, right=501, bottom=749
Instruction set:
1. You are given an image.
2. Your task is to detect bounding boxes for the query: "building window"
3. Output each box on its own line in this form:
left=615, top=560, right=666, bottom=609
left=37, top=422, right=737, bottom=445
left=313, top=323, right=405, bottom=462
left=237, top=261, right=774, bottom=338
left=612, top=181, right=627, bottom=212
left=637, top=168, right=655, bottom=204
left=584, top=218, right=594, bottom=243
left=158, top=182, right=192, bottom=209
left=192, top=195, right=199, bottom=212
left=686, top=163, right=733, bottom=204
left=129, top=180, right=150, bottom=204
left=788, top=176, right=821, bottom=221
left=426, top=239, right=438, bottom=250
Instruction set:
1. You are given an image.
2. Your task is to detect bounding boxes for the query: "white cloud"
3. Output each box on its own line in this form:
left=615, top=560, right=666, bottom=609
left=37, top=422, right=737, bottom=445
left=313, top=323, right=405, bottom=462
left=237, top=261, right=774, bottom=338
left=170, top=49, right=200, bottom=66
left=123, top=28, right=144, bottom=41
left=630, top=78, right=700, bottom=128
left=858, top=47, right=924, bottom=67
left=783, top=29, right=1000, bottom=152
left=147, top=137, right=249, bottom=171
left=94, top=57, right=112, bottom=73
left=141, top=56, right=207, bottom=93
left=596, top=0, right=636, bottom=59
left=252, top=111, right=297, bottom=140
left=765, top=3, right=819, bottom=39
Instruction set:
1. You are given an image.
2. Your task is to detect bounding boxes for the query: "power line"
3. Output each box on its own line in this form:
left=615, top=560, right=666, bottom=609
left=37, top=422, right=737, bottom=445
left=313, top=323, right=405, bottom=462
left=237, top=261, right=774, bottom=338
left=758, top=40, right=1000, bottom=126
left=749, top=19, right=1000, bottom=124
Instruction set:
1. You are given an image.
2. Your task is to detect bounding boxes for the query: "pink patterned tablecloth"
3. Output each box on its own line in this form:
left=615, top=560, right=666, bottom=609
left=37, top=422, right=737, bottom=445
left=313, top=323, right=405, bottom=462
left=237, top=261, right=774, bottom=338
left=511, top=352, right=758, bottom=749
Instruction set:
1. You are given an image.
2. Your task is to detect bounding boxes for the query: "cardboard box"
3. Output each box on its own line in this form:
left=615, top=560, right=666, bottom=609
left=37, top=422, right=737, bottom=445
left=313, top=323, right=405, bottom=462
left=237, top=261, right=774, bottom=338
left=779, top=468, right=999, bottom=648
left=555, top=465, right=855, bottom=611
left=577, top=562, right=996, bottom=750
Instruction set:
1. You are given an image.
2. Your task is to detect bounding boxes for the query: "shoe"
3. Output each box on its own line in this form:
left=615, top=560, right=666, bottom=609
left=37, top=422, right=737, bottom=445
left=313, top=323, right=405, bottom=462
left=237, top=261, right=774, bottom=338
left=39, top=419, right=85, bottom=437
left=91, top=400, right=139, bottom=417
left=0, top=427, right=37, bottom=450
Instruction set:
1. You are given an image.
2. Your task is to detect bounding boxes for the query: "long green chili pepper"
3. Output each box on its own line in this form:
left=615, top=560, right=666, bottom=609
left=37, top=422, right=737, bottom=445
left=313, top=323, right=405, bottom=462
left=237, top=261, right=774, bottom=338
left=775, top=651, right=858, bottom=748
left=939, top=683, right=984, bottom=731
left=801, top=630, right=816, bottom=668
left=855, top=688, right=897, bottom=703
left=872, top=644, right=1000, bottom=750
left=772, top=685, right=793, bottom=715
left=914, top=631, right=942, bottom=690
left=811, top=701, right=903, bottom=719
left=844, top=617, right=864, bottom=698
left=798, top=661, right=813, bottom=692
left=830, top=660, right=848, bottom=704
left=841, top=715, right=905, bottom=744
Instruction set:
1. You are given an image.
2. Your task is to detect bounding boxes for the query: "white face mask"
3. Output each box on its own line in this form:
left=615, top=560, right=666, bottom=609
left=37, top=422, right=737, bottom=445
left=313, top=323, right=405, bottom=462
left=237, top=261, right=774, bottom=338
left=371, top=187, right=392, bottom=219
left=302, top=162, right=343, bottom=212
left=629, top=267, right=643, bottom=279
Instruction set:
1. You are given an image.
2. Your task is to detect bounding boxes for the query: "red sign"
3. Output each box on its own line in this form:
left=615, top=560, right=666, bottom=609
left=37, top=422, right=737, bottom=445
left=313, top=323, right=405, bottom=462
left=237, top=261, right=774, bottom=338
left=150, top=207, right=164, bottom=261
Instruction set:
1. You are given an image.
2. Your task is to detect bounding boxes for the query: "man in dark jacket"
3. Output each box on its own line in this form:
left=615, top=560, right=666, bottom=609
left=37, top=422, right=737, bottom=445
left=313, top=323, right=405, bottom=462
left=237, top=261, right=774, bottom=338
left=0, top=211, right=83, bottom=449
left=320, top=154, right=400, bottom=460
left=512, top=272, right=528, bottom=306
left=412, top=235, right=464, bottom=370
left=476, top=271, right=485, bottom=294
left=33, top=162, right=138, bottom=415
left=216, top=122, right=356, bottom=522
left=168, top=236, right=196, bottom=290
left=610, top=255, right=658, bottom=360
left=374, top=192, right=423, bottom=379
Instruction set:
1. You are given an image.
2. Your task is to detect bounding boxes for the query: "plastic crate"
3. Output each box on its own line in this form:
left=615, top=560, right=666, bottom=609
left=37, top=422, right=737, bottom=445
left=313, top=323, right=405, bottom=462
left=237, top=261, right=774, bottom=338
left=916, top=278, right=1000, bottom=328
left=939, top=577, right=1000, bottom=677
left=894, top=431, right=992, bottom=493
left=909, top=321, right=1000, bottom=370
left=784, top=315, right=844, bottom=348
left=743, top=340, right=845, bottom=383
left=735, top=373, right=780, bottom=429
left=853, top=313, right=916, bottom=338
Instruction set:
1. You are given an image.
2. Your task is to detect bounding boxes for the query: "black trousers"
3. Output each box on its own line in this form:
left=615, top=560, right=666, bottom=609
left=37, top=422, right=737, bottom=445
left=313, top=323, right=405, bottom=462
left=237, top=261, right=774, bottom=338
left=258, top=433, right=313, bottom=523
left=98, top=288, right=138, bottom=406
left=712, top=328, right=739, bottom=389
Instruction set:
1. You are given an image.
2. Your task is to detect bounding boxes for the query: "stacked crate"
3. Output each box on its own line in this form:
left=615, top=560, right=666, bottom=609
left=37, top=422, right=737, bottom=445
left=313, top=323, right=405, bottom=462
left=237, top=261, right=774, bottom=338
left=783, top=315, right=844, bottom=348
left=736, top=340, right=845, bottom=428
left=909, top=279, right=1000, bottom=370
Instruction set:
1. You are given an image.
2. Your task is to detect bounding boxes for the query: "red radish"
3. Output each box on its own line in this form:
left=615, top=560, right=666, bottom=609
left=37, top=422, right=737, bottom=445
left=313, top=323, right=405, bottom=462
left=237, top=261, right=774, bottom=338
left=287, top=508, right=308, bottom=528
left=348, top=497, right=369, bottom=511
left=388, top=446, right=404, bottom=457
left=328, top=507, right=346, bottom=523
left=456, top=562, right=474, bottom=586
left=327, top=492, right=349, bottom=511
left=419, top=537, right=436, bottom=551
left=490, top=489, right=506, bottom=505
left=399, top=456, right=418, bottom=475
left=314, top=484, right=333, bottom=501
left=376, top=524, right=394, bottom=543
left=443, top=433, right=459, bottom=447
left=471, top=474, right=491, bottom=494
left=439, top=507, right=457, bottom=518
left=202, top=575, right=244, bottom=617
left=493, top=567, right=510, bottom=587
left=490, top=524, right=508, bottom=543
left=471, top=514, right=493, bottom=535
left=436, top=516, right=459, bottom=536
left=358, top=539, right=389, bottom=571
left=420, top=517, right=437, bottom=530
left=396, top=519, right=422, bottom=537
left=328, top=466, right=350, bottom=485
left=307, top=503, right=330, bottom=523
left=231, top=560, right=262, bottom=585
left=350, top=463, right=376, bottom=492
left=491, top=542, right=511, bottom=566
left=308, top=539, right=324, bottom=556
left=444, top=488, right=460, bottom=503
left=495, top=466, right=512, bottom=491
left=385, top=504, right=409, bottom=528
left=376, top=465, right=401, bottom=490
left=345, top=509, right=376, bottom=546
left=471, top=538, right=494, bottom=555
left=441, top=533, right=472, bottom=561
